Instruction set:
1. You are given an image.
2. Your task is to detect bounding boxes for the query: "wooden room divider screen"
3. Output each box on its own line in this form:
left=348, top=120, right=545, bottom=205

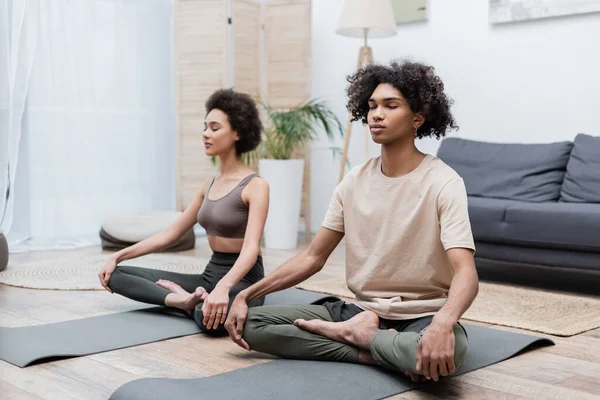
left=174, top=0, right=313, bottom=240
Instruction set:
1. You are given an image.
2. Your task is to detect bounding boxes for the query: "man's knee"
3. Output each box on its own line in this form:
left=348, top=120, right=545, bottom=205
left=371, top=330, right=420, bottom=372
left=241, top=306, right=271, bottom=347
left=416, top=323, right=468, bottom=374
left=371, top=323, right=468, bottom=375
left=453, top=324, right=468, bottom=370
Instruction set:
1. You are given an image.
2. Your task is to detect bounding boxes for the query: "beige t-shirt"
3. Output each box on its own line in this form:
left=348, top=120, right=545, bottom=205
left=322, top=154, right=475, bottom=320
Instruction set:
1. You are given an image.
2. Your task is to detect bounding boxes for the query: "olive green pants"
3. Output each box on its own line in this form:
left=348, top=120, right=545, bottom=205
left=242, top=301, right=468, bottom=375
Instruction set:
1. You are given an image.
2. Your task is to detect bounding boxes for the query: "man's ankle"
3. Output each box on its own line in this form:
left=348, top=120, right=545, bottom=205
left=340, top=325, right=355, bottom=343
left=358, top=350, right=377, bottom=365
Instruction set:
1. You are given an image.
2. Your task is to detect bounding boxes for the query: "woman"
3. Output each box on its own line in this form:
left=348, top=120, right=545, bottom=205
left=98, top=88, right=269, bottom=334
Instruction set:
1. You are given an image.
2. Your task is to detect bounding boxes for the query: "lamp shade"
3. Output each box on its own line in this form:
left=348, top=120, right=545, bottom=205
left=336, top=0, right=397, bottom=38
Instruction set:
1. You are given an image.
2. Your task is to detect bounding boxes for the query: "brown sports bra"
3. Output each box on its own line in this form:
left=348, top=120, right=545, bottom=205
left=197, top=173, right=258, bottom=238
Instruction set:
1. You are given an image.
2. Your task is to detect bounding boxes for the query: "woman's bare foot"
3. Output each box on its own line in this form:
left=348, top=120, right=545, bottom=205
left=163, top=286, right=208, bottom=314
left=156, top=280, right=191, bottom=296
left=294, top=311, right=380, bottom=351
left=157, top=280, right=208, bottom=304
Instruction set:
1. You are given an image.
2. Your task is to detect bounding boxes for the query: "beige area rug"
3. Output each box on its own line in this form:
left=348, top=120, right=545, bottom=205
left=296, top=277, right=600, bottom=337
left=3, top=251, right=600, bottom=337
left=0, top=253, right=208, bottom=291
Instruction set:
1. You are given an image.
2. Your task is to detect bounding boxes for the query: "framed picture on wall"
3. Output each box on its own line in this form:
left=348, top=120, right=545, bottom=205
left=390, top=0, right=427, bottom=24
left=489, top=0, right=600, bottom=24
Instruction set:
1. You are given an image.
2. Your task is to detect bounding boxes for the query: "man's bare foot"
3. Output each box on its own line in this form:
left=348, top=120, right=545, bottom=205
left=294, top=311, right=380, bottom=351
left=360, top=349, right=426, bottom=382
left=404, top=372, right=428, bottom=383
left=164, top=287, right=208, bottom=314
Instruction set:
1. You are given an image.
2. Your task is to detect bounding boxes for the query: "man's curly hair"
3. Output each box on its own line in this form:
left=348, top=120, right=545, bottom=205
left=205, top=88, right=263, bottom=155
left=346, top=60, right=458, bottom=140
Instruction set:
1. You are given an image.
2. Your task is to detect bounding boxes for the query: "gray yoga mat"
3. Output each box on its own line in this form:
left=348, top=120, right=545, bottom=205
left=110, top=324, right=554, bottom=400
left=0, top=288, right=339, bottom=368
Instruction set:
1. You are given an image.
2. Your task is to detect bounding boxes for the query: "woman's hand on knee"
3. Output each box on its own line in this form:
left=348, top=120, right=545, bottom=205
left=98, top=257, right=118, bottom=293
left=201, top=285, right=230, bottom=330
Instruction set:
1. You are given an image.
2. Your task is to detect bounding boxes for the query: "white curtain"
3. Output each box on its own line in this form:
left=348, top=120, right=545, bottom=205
left=1, top=0, right=38, bottom=242
left=1, top=0, right=175, bottom=251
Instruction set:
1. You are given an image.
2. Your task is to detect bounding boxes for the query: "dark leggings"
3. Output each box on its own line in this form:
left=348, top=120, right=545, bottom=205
left=108, top=251, right=265, bottom=334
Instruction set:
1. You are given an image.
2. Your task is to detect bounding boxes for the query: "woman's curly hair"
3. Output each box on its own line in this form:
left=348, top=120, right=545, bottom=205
left=205, top=89, right=263, bottom=155
left=346, top=60, right=458, bottom=140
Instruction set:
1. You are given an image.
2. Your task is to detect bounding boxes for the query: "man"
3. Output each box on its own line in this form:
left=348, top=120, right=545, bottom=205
left=224, top=60, right=479, bottom=383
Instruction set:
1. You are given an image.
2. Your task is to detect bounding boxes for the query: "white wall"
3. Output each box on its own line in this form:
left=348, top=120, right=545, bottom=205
left=309, top=0, right=600, bottom=232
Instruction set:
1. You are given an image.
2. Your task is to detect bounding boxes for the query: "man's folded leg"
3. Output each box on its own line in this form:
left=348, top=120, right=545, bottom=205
left=243, top=305, right=360, bottom=363
left=370, top=322, right=468, bottom=375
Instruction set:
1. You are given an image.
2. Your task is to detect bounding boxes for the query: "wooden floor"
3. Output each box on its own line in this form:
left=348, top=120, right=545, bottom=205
left=1, top=237, right=600, bottom=400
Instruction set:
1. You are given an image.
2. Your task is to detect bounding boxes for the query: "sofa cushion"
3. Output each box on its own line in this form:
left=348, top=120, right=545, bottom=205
left=437, top=138, right=573, bottom=202
left=560, top=133, right=600, bottom=203
left=467, top=197, right=518, bottom=242
left=503, top=202, right=600, bottom=252
left=474, top=242, right=600, bottom=271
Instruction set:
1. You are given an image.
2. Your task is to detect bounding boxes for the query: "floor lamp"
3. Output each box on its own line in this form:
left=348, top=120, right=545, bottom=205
left=336, top=0, right=397, bottom=183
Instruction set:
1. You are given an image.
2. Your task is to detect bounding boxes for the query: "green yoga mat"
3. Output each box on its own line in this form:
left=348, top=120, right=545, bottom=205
left=110, top=324, right=554, bottom=400
left=0, top=288, right=340, bottom=368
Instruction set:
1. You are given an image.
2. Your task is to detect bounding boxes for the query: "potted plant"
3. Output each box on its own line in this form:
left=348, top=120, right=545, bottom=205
left=210, top=98, right=345, bottom=249
left=254, top=99, right=344, bottom=249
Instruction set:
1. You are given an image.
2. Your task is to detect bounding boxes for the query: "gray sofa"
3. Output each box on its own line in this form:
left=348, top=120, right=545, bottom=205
left=437, top=133, right=600, bottom=291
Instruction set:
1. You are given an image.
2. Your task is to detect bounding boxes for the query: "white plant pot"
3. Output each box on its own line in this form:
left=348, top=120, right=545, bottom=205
left=259, top=159, right=304, bottom=249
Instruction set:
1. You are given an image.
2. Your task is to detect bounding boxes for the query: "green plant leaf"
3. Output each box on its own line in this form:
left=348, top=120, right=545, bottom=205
left=257, top=98, right=344, bottom=160
left=207, top=98, right=346, bottom=165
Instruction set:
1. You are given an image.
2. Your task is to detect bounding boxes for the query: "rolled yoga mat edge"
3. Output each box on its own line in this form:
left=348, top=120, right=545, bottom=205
left=0, top=288, right=338, bottom=368
left=109, top=324, right=555, bottom=400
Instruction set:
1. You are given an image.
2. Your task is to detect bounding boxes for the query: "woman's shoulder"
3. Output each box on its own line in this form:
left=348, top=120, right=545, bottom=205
left=245, top=173, right=268, bottom=191
left=200, top=175, right=217, bottom=195
left=241, top=172, right=269, bottom=202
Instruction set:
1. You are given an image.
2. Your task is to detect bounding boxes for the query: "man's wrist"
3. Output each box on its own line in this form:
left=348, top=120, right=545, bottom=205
left=236, top=289, right=250, bottom=303
left=432, top=312, right=457, bottom=330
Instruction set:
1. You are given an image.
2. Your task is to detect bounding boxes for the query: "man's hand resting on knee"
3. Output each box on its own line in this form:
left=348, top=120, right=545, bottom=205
left=225, top=294, right=251, bottom=350
left=416, top=317, right=456, bottom=382
left=224, top=227, right=344, bottom=351
left=416, top=248, right=479, bottom=381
